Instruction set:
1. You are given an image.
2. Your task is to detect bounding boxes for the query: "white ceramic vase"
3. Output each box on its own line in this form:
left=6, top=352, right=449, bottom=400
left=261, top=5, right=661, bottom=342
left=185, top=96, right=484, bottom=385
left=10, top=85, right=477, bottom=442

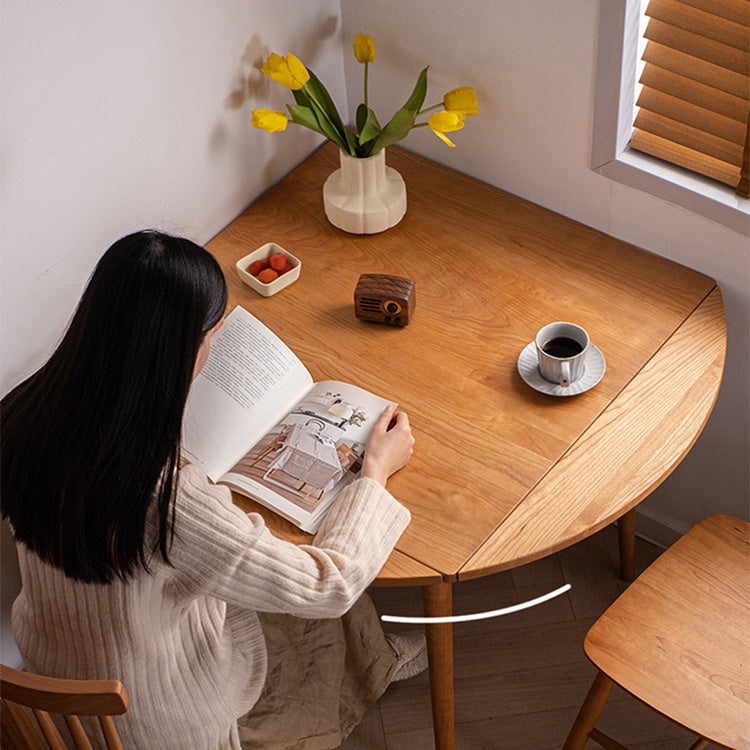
left=323, top=148, right=406, bottom=234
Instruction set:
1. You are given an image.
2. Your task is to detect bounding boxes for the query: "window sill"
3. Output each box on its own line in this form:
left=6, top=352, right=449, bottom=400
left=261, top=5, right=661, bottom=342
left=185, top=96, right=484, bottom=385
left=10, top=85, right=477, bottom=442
left=593, top=0, right=749, bottom=237
left=594, top=147, right=750, bottom=236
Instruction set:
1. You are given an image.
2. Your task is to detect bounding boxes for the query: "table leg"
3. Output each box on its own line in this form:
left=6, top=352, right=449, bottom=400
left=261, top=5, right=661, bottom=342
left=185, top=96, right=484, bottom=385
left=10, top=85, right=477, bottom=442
left=422, top=581, right=454, bottom=750
left=618, top=508, right=636, bottom=581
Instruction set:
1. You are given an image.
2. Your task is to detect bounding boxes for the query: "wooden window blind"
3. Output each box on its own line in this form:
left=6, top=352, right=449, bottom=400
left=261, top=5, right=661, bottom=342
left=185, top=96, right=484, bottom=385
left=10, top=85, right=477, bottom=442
left=629, top=0, right=750, bottom=197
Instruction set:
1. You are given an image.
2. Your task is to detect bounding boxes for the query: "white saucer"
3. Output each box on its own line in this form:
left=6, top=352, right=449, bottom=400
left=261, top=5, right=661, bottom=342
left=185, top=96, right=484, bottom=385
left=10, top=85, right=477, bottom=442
left=517, top=342, right=606, bottom=397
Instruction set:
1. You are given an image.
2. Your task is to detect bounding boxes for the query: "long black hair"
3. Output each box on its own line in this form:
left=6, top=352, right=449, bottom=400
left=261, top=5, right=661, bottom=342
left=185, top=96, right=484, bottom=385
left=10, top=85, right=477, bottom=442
left=1, top=230, right=227, bottom=583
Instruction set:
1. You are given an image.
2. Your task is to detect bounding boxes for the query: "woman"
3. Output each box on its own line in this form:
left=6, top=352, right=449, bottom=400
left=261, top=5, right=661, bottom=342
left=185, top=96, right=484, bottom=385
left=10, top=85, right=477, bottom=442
left=1, top=230, right=415, bottom=749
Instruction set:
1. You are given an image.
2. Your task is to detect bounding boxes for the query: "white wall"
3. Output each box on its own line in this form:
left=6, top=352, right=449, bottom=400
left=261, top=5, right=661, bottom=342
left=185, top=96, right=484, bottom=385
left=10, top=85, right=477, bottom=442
left=1, top=0, right=343, bottom=666
left=339, top=0, right=749, bottom=537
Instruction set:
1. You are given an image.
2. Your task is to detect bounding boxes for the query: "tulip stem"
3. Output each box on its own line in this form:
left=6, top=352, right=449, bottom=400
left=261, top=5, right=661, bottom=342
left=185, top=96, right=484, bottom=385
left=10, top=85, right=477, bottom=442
left=417, top=103, right=444, bottom=116
left=364, top=62, right=369, bottom=108
left=303, top=84, right=355, bottom=155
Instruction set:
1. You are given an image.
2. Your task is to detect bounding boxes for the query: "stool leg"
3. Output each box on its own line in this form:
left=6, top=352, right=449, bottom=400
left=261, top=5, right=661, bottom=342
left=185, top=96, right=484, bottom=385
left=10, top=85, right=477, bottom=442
left=563, top=671, right=615, bottom=750
left=618, top=509, right=636, bottom=581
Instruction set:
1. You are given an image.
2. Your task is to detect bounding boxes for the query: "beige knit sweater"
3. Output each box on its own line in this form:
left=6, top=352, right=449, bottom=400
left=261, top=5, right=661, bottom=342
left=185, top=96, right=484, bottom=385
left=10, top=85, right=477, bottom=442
left=12, top=465, right=410, bottom=749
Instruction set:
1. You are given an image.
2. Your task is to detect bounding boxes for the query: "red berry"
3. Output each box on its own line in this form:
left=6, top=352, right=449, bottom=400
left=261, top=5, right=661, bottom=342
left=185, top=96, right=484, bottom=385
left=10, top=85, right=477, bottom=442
left=257, top=268, right=279, bottom=284
left=268, top=252, right=287, bottom=271
left=277, top=261, right=295, bottom=275
left=248, top=260, right=268, bottom=276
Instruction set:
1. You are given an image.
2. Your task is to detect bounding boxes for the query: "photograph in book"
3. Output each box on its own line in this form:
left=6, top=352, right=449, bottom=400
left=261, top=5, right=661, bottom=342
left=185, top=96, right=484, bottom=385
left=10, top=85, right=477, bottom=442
left=220, top=382, right=392, bottom=528
left=182, top=306, right=396, bottom=532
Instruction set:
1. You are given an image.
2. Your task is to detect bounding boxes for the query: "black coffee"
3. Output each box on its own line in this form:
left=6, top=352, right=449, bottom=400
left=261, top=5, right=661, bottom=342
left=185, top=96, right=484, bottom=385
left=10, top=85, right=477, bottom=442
left=542, top=336, right=583, bottom=358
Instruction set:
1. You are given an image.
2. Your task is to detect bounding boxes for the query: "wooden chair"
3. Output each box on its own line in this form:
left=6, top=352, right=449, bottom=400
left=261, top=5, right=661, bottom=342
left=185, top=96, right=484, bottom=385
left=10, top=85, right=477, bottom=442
left=564, top=514, right=750, bottom=750
left=1, top=664, right=129, bottom=749
left=248, top=424, right=290, bottom=468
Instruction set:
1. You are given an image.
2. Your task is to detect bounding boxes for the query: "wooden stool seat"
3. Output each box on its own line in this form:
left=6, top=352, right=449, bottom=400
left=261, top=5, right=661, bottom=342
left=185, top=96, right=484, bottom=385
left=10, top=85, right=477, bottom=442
left=564, top=514, right=750, bottom=750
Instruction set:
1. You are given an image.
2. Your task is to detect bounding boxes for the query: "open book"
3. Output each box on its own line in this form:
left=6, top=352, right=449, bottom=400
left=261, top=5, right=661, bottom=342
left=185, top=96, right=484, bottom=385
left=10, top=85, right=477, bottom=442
left=182, top=306, right=395, bottom=532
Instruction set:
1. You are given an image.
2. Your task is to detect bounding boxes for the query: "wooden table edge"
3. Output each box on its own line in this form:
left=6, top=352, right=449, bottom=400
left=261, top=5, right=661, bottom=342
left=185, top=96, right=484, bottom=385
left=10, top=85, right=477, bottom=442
left=231, top=492, right=444, bottom=585
left=457, top=285, right=727, bottom=581
left=373, top=552, right=444, bottom=587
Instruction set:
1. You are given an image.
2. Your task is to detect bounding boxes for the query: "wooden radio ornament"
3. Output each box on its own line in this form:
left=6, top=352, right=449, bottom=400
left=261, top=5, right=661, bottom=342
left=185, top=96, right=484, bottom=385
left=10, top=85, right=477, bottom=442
left=354, top=274, right=415, bottom=327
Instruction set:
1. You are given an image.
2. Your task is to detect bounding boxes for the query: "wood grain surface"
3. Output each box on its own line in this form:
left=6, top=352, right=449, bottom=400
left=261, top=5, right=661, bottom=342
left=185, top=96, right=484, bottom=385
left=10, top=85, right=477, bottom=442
left=583, top=514, right=750, bottom=750
left=462, top=286, right=726, bottom=579
left=0, top=664, right=129, bottom=715
left=207, top=143, right=720, bottom=581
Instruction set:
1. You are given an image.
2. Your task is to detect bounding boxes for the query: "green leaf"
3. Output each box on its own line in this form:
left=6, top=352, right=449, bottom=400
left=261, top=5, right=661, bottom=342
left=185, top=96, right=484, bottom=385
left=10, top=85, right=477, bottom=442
left=402, top=66, right=429, bottom=113
left=287, top=104, right=347, bottom=151
left=311, top=111, right=349, bottom=150
left=342, top=124, right=359, bottom=154
left=356, top=104, right=382, bottom=145
left=368, top=109, right=418, bottom=154
left=289, top=105, right=341, bottom=147
left=367, top=67, right=429, bottom=155
left=292, top=87, right=312, bottom=109
left=356, top=103, right=369, bottom=135
left=287, top=104, right=325, bottom=134
left=305, top=70, right=345, bottom=127
left=303, top=69, right=358, bottom=154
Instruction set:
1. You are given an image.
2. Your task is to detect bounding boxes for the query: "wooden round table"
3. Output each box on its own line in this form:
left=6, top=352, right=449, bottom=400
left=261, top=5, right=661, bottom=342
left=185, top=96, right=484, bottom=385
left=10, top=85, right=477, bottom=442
left=210, top=144, right=727, bottom=750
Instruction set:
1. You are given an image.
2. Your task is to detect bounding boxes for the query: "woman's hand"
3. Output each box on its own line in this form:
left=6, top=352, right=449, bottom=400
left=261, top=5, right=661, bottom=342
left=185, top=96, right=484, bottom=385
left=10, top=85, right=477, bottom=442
left=361, top=405, right=415, bottom=486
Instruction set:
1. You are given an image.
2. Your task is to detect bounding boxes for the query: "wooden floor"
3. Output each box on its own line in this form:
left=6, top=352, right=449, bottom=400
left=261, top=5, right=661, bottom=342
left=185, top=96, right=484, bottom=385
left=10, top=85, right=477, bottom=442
left=342, top=524, right=724, bottom=750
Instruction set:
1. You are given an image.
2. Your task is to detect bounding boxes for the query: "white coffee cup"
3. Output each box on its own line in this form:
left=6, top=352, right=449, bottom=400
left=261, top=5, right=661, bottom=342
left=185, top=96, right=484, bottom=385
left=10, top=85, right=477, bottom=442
left=535, top=322, right=590, bottom=387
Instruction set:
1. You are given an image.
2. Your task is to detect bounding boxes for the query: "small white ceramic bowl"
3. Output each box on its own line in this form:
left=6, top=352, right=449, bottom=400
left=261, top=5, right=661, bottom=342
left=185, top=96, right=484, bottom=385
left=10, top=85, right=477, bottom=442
left=235, top=243, right=301, bottom=297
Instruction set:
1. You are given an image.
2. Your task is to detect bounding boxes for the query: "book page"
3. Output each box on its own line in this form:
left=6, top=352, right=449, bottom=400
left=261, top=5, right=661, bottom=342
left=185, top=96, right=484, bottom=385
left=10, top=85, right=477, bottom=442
left=219, top=380, right=396, bottom=530
left=182, top=306, right=313, bottom=480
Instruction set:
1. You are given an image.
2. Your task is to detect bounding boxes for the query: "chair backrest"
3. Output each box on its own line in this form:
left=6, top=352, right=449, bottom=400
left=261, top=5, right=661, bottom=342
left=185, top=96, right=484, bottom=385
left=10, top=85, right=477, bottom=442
left=0, top=664, right=129, bottom=750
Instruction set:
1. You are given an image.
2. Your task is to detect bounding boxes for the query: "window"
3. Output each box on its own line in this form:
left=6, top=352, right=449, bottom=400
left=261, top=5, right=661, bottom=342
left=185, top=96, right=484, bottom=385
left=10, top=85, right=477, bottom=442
left=592, top=0, right=750, bottom=234
left=630, top=0, right=749, bottom=197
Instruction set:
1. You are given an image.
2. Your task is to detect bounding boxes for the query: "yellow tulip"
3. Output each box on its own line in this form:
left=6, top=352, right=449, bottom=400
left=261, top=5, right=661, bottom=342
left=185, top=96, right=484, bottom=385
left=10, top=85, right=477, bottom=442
left=250, top=108, right=288, bottom=133
left=353, top=33, right=376, bottom=64
left=444, top=86, right=479, bottom=116
left=261, top=52, right=309, bottom=90
left=428, top=110, right=465, bottom=147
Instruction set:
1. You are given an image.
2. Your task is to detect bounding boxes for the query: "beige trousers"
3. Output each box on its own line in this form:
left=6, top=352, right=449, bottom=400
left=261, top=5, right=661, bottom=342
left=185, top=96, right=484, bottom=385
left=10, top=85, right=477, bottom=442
left=237, top=593, right=397, bottom=750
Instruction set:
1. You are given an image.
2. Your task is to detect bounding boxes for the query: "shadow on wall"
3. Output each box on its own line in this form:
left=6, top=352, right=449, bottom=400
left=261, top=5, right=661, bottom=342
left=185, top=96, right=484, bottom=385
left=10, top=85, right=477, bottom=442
left=224, top=15, right=340, bottom=112
left=213, top=15, right=341, bottom=213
